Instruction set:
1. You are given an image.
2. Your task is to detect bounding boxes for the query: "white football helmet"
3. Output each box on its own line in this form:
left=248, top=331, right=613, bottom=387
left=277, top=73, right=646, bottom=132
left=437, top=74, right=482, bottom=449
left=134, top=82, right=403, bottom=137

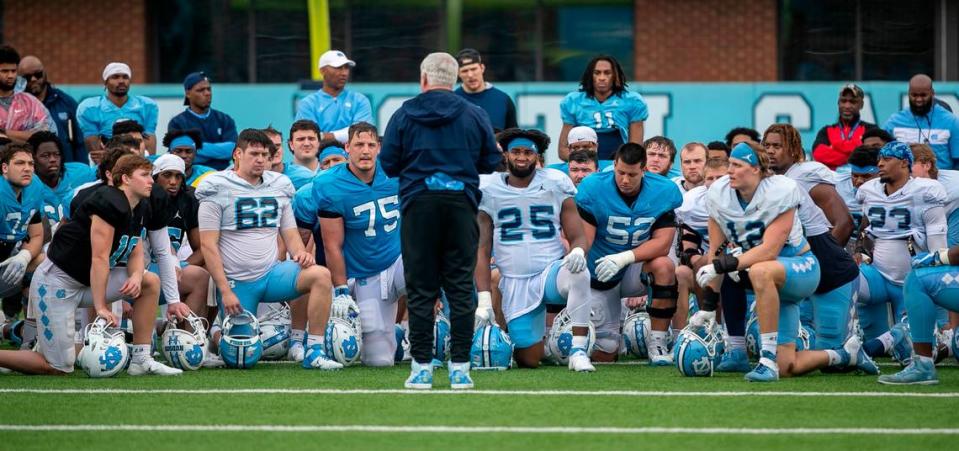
left=546, top=307, right=595, bottom=365
left=78, top=317, right=129, bottom=378
left=258, top=304, right=292, bottom=360
left=160, top=313, right=208, bottom=371
left=622, top=312, right=650, bottom=359
left=325, top=316, right=362, bottom=366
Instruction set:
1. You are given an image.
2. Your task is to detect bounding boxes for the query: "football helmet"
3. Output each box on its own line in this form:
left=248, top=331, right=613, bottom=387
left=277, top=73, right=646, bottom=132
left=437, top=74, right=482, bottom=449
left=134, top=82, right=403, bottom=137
left=78, top=317, right=129, bottom=378
left=622, top=312, right=650, bottom=359
left=470, top=324, right=513, bottom=370
left=673, top=323, right=723, bottom=377
left=160, top=313, right=208, bottom=371
left=796, top=323, right=816, bottom=351
left=219, top=311, right=263, bottom=369
left=546, top=307, right=596, bottom=365
left=394, top=323, right=410, bottom=363
left=5, top=319, right=23, bottom=348
left=745, top=313, right=760, bottom=359
left=433, top=313, right=451, bottom=363
left=325, top=316, right=362, bottom=366
left=258, top=304, right=292, bottom=360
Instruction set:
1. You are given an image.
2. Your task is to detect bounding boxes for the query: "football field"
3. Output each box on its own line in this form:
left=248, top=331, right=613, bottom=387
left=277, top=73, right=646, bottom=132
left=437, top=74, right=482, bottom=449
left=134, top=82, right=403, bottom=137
left=1, top=360, right=956, bottom=451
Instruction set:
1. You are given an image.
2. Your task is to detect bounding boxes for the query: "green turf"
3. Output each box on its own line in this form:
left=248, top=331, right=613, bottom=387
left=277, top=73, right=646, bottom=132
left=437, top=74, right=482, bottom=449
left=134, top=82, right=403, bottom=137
left=1, top=362, right=956, bottom=450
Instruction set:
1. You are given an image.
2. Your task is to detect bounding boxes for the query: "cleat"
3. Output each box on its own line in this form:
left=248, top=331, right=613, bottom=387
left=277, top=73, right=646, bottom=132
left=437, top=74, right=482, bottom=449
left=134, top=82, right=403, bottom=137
left=878, top=358, right=938, bottom=385
left=648, top=345, right=673, bottom=366
left=568, top=349, right=595, bottom=372
left=889, top=322, right=913, bottom=367
left=448, top=362, right=474, bottom=390
left=302, top=344, right=343, bottom=370
left=287, top=341, right=305, bottom=362
left=843, top=335, right=880, bottom=375
left=128, top=359, right=183, bottom=376
left=405, top=360, right=434, bottom=390
left=745, top=354, right=779, bottom=382
left=202, top=353, right=225, bottom=368
left=716, top=348, right=752, bottom=373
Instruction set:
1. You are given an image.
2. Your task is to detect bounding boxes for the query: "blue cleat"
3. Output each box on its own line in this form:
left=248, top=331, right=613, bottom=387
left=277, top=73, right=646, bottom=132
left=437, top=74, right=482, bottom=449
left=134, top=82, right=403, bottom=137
left=842, top=335, right=879, bottom=375
left=744, top=352, right=779, bottom=382
left=448, top=362, right=474, bottom=390
left=404, top=360, right=434, bottom=390
left=430, top=358, right=445, bottom=369
left=889, top=322, right=913, bottom=367
left=878, top=357, right=938, bottom=385
left=302, top=344, right=343, bottom=370
left=716, top=348, right=752, bottom=373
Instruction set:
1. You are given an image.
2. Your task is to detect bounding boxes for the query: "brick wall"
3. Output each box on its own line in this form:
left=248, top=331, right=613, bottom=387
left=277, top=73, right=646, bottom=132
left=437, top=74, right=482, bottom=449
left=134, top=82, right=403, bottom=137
left=4, top=0, right=149, bottom=84
left=633, top=0, right=778, bottom=81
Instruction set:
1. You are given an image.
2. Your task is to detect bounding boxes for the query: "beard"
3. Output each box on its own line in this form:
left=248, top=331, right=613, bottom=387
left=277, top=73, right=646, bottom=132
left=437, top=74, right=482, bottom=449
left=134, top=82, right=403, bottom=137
left=879, top=175, right=893, bottom=184
left=0, top=79, right=15, bottom=92
left=507, top=160, right=535, bottom=178
left=910, top=100, right=933, bottom=117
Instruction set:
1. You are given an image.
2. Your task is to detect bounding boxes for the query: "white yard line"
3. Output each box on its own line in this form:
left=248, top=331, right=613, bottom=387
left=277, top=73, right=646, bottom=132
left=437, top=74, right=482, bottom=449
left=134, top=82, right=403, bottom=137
left=0, top=424, right=957, bottom=435
left=0, top=388, right=955, bottom=397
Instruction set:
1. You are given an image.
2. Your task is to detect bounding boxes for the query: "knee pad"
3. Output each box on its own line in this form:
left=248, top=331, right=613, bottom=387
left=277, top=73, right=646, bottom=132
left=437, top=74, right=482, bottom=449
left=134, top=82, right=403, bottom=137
left=362, top=331, right=396, bottom=367
left=646, top=306, right=677, bottom=320
left=650, top=282, right=679, bottom=301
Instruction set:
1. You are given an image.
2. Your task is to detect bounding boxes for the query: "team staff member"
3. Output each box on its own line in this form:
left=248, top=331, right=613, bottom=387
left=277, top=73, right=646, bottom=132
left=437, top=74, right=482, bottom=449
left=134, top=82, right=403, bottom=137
left=77, top=62, right=158, bottom=155
left=884, top=74, right=959, bottom=169
left=812, top=83, right=877, bottom=170
left=454, top=49, right=517, bottom=132
left=167, top=72, right=238, bottom=170
left=296, top=50, right=373, bottom=144
left=380, top=52, right=501, bottom=390
left=18, top=55, right=87, bottom=163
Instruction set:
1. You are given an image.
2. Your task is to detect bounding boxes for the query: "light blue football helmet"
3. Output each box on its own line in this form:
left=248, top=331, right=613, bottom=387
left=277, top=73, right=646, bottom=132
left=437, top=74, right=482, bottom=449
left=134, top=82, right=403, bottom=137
left=673, top=323, right=723, bottom=377
left=219, top=311, right=263, bottom=369
left=433, top=313, right=451, bottom=363
left=745, top=313, right=760, bottom=360
left=470, top=324, right=514, bottom=370
left=796, top=323, right=816, bottom=351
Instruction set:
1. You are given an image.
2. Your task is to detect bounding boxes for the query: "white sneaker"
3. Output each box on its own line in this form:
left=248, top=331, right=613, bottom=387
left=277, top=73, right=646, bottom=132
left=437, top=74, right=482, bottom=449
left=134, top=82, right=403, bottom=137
left=287, top=342, right=305, bottom=362
left=202, top=353, right=225, bottom=368
left=128, top=359, right=183, bottom=376
left=568, top=350, right=595, bottom=372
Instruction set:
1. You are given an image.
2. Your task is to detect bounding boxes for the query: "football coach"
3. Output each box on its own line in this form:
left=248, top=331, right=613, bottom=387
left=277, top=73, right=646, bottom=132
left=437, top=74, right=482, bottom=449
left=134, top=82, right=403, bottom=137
left=380, top=52, right=501, bottom=390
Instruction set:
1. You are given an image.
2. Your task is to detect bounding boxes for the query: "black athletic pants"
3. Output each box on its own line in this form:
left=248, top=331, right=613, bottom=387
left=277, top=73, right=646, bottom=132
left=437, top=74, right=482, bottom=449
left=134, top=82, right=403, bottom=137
left=401, top=192, right=478, bottom=364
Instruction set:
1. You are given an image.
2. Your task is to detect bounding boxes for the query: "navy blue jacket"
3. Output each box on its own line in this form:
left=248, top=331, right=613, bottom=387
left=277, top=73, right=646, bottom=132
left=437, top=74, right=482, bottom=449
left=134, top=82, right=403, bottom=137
left=380, top=89, right=501, bottom=211
left=168, top=108, right=238, bottom=170
left=42, top=86, right=86, bottom=163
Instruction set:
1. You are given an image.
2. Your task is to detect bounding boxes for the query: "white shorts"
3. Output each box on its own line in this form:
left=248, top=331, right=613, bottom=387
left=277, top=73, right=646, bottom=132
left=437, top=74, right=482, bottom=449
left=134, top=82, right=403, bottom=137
left=348, top=256, right=406, bottom=335
left=31, top=259, right=132, bottom=373
left=589, top=262, right=647, bottom=352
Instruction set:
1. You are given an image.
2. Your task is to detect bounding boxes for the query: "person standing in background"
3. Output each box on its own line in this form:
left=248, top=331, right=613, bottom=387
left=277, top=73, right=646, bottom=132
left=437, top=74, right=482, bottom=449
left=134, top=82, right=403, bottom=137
left=167, top=72, right=238, bottom=170
left=454, top=49, right=517, bottom=132
left=18, top=55, right=86, bottom=163
left=296, top=50, right=373, bottom=145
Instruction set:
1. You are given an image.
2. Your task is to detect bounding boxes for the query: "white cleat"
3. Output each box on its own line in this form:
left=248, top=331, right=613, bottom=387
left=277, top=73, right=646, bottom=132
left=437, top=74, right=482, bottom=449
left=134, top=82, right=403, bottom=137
left=287, top=342, right=305, bottom=362
left=568, top=350, right=595, bottom=372
left=128, top=359, right=183, bottom=376
left=202, top=353, right=225, bottom=368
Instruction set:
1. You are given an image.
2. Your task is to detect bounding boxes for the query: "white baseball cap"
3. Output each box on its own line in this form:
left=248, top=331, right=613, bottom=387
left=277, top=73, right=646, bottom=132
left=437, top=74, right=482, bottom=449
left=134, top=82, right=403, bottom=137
left=152, top=154, right=186, bottom=176
left=102, top=62, right=132, bottom=81
left=318, top=50, right=356, bottom=69
left=567, top=126, right=598, bottom=145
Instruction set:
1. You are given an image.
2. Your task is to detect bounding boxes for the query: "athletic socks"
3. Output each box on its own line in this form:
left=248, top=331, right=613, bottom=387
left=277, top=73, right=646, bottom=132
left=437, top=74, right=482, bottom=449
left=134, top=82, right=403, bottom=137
left=863, top=332, right=894, bottom=357
left=727, top=335, right=746, bottom=351
left=306, top=334, right=325, bottom=348
left=131, top=344, right=151, bottom=364
left=291, top=329, right=306, bottom=345
left=825, top=349, right=842, bottom=366
left=760, top=332, right=778, bottom=359
left=572, top=335, right=588, bottom=351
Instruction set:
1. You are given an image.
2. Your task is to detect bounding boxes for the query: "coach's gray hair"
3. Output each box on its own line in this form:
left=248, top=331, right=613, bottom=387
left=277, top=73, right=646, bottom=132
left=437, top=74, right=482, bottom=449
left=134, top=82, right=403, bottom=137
left=420, top=52, right=459, bottom=88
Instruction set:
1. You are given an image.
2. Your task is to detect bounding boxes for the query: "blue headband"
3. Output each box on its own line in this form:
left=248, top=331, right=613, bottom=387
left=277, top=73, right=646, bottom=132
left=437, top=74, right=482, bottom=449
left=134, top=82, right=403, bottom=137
left=730, top=142, right=759, bottom=167
left=879, top=141, right=913, bottom=167
left=319, top=146, right=348, bottom=161
left=848, top=164, right=879, bottom=174
left=168, top=135, right=196, bottom=150
left=507, top=137, right=538, bottom=153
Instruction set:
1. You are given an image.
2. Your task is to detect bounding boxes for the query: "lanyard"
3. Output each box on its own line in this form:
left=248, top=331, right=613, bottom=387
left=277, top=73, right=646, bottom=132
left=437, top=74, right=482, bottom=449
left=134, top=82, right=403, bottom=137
left=838, top=120, right=860, bottom=142
left=913, top=114, right=932, bottom=143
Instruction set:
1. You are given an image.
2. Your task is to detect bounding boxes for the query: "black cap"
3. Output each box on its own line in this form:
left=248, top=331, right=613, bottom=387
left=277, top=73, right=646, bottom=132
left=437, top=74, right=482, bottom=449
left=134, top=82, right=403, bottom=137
left=839, top=83, right=864, bottom=99
left=456, top=48, right=482, bottom=66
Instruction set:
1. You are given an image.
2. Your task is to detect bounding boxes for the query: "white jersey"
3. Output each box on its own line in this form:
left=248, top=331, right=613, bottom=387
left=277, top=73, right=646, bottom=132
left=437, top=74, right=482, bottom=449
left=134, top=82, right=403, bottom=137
left=706, top=175, right=806, bottom=253
left=671, top=176, right=689, bottom=194
left=675, top=185, right=710, bottom=249
left=481, top=169, right=574, bottom=322
left=196, top=170, right=296, bottom=281
left=785, top=162, right=835, bottom=237
left=937, top=170, right=959, bottom=246
left=480, top=168, right=573, bottom=278
left=857, top=177, right=947, bottom=284
left=835, top=172, right=861, bottom=222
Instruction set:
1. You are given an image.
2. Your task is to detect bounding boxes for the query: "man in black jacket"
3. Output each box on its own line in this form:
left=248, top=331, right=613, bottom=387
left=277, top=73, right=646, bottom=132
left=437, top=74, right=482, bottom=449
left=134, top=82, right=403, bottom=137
left=380, top=52, right=501, bottom=390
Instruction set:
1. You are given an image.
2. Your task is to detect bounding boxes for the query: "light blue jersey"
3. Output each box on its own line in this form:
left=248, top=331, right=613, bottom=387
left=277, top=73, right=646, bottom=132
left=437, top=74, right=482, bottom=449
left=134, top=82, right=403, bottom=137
left=281, top=164, right=314, bottom=190
left=313, top=164, right=401, bottom=279
left=575, top=171, right=681, bottom=286
left=76, top=95, right=158, bottom=140
left=38, top=163, right=96, bottom=225
left=293, top=182, right=318, bottom=230
left=884, top=103, right=959, bottom=169
left=560, top=91, right=648, bottom=145
left=186, top=164, right=215, bottom=187
left=0, top=177, right=44, bottom=243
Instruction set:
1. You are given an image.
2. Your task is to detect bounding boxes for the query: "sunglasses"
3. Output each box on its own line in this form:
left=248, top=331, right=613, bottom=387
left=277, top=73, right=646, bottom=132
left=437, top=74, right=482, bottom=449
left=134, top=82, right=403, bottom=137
left=22, top=71, right=44, bottom=81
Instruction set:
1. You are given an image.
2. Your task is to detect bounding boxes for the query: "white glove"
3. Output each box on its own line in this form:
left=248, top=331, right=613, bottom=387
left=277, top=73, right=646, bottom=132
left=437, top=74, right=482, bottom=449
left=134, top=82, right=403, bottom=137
left=331, top=285, right=357, bottom=319
left=696, top=264, right=719, bottom=288
left=0, top=250, right=31, bottom=285
left=475, top=291, right=493, bottom=329
left=563, top=247, right=587, bottom=273
left=726, top=247, right=743, bottom=282
left=594, top=250, right=636, bottom=283
left=688, top=310, right=716, bottom=328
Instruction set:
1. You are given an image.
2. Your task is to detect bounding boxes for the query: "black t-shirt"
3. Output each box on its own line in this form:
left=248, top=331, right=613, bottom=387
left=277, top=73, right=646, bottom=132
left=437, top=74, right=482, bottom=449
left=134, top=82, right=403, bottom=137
left=49, top=185, right=148, bottom=286
left=72, top=183, right=170, bottom=232
left=165, top=186, right=199, bottom=253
